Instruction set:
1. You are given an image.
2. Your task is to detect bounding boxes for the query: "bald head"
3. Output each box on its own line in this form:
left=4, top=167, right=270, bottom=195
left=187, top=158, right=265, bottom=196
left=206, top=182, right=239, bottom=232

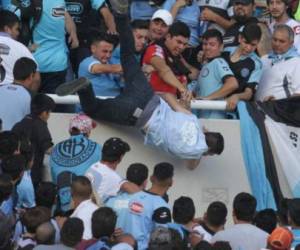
left=36, top=222, right=56, bottom=245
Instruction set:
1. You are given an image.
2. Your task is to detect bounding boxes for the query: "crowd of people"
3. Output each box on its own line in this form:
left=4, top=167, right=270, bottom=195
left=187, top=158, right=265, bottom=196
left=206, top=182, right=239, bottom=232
left=1, top=0, right=300, bottom=249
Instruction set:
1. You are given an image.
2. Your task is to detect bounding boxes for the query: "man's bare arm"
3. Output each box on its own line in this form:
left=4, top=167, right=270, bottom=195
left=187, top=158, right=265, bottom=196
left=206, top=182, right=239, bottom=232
left=90, top=64, right=122, bottom=74
left=121, top=181, right=140, bottom=193
left=100, top=7, right=117, bottom=34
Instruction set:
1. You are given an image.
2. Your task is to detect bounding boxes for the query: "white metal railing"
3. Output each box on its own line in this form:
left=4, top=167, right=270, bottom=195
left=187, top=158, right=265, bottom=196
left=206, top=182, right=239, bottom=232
left=47, top=94, right=227, bottom=110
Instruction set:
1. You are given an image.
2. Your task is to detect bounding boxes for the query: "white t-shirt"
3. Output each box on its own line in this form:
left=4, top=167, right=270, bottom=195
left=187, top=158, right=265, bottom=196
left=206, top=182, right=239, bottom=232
left=255, top=55, right=300, bottom=101
left=71, top=199, right=99, bottom=240
left=0, top=84, right=31, bottom=130
left=193, top=225, right=213, bottom=242
left=211, top=224, right=268, bottom=250
left=85, top=162, right=127, bottom=203
left=0, top=34, right=36, bottom=85
left=269, top=18, right=300, bottom=54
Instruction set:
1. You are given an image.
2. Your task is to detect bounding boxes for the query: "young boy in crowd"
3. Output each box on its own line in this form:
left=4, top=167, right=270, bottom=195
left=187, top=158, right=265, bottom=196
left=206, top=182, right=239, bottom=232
left=12, top=94, right=55, bottom=186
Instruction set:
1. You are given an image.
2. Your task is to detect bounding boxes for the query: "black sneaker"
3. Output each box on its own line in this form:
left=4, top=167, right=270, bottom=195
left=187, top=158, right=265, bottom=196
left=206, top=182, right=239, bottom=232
left=109, top=0, right=128, bottom=15
left=55, top=77, right=90, bottom=96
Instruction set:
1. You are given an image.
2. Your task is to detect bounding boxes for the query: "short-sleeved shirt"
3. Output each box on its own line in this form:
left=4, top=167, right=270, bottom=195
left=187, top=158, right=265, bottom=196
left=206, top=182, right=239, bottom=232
left=78, top=55, right=122, bottom=97
left=85, top=162, right=127, bottom=202
left=223, top=47, right=262, bottom=94
left=163, top=0, right=200, bottom=46
left=0, top=33, right=36, bottom=85
left=142, top=44, right=186, bottom=95
left=130, top=1, right=158, bottom=21
left=33, top=0, right=68, bottom=72
left=256, top=55, right=300, bottom=101
left=0, top=84, right=31, bottom=130
left=145, top=98, right=208, bottom=159
left=119, top=190, right=171, bottom=250
left=195, top=57, right=233, bottom=118
left=106, top=191, right=133, bottom=229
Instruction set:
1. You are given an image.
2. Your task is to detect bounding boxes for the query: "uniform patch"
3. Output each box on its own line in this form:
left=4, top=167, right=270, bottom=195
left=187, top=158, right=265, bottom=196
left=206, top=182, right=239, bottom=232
left=52, top=7, right=65, bottom=17
left=130, top=202, right=144, bottom=214
left=201, top=67, right=209, bottom=77
left=66, top=2, right=84, bottom=15
left=152, top=207, right=171, bottom=224
left=241, top=68, right=250, bottom=78
left=293, top=25, right=300, bottom=35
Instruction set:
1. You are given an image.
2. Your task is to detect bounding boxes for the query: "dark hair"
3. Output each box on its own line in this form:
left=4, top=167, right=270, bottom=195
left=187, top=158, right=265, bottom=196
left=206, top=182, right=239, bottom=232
left=60, top=217, right=84, bottom=247
left=126, top=163, right=149, bottom=186
left=0, top=10, right=19, bottom=31
left=266, top=0, right=289, bottom=5
left=205, top=132, right=224, bottom=155
left=36, top=222, right=56, bottom=245
left=277, top=198, right=290, bottom=226
left=1, top=154, right=25, bottom=181
left=0, top=174, right=13, bottom=205
left=131, top=19, right=149, bottom=30
left=194, top=240, right=213, bottom=250
left=295, top=244, right=300, bottom=250
left=233, top=192, right=257, bottom=222
left=168, top=21, right=190, bottom=39
left=13, top=57, right=37, bottom=81
left=101, top=137, right=130, bottom=162
left=31, top=93, right=55, bottom=116
left=90, top=31, right=119, bottom=48
left=71, top=176, right=92, bottom=200
left=35, top=182, right=57, bottom=209
left=206, top=201, right=228, bottom=227
left=202, top=29, right=223, bottom=44
left=92, top=207, right=117, bottom=239
left=253, top=208, right=277, bottom=234
left=173, top=196, right=195, bottom=224
left=0, top=213, right=14, bottom=250
left=288, top=198, right=300, bottom=226
left=153, top=162, right=174, bottom=181
left=240, top=23, right=262, bottom=43
left=212, top=241, right=232, bottom=250
left=0, top=131, right=19, bottom=159
left=21, top=206, right=51, bottom=234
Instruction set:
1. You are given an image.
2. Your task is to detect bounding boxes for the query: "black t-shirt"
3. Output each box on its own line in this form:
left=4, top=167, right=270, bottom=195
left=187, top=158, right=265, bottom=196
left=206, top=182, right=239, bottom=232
left=223, top=17, right=258, bottom=48
left=12, top=115, right=53, bottom=184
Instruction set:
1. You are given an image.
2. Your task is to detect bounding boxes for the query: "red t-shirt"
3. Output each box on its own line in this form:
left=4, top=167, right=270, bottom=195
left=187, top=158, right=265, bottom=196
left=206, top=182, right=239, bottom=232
left=142, top=44, right=186, bottom=95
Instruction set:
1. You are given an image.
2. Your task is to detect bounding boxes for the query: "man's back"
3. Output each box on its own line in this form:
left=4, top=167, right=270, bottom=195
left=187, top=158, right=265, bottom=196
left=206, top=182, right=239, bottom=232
left=0, top=84, right=31, bottom=130
left=50, top=134, right=101, bottom=183
left=211, top=223, right=268, bottom=250
left=0, top=35, right=35, bottom=85
left=120, top=190, right=171, bottom=250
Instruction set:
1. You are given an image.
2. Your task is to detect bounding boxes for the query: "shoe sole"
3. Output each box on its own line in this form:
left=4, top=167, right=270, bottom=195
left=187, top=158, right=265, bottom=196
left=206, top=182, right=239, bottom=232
left=55, top=77, right=90, bottom=96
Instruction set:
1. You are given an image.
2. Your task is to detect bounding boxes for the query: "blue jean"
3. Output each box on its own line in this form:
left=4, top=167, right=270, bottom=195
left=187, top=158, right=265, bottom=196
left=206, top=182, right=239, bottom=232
left=78, top=14, right=154, bottom=126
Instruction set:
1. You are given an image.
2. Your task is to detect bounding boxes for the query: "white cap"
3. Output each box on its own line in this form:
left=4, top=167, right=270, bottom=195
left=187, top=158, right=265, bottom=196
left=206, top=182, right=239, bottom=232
left=151, top=9, right=173, bottom=26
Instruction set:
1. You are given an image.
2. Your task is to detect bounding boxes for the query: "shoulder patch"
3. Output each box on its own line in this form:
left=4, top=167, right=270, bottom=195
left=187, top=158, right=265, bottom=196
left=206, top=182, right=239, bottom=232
left=152, top=207, right=171, bottom=224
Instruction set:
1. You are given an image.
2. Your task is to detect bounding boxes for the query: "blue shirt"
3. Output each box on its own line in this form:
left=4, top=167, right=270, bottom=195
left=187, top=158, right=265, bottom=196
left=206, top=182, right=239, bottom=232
left=196, top=57, right=233, bottom=118
left=16, top=170, right=35, bottom=209
left=117, top=190, right=171, bottom=250
left=78, top=55, right=122, bottom=97
left=33, top=0, right=68, bottom=72
left=163, top=0, right=200, bottom=46
left=292, top=229, right=300, bottom=247
left=145, top=98, right=208, bottom=159
left=130, top=1, right=158, bottom=20
left=105, top=191, right=133, bottom=229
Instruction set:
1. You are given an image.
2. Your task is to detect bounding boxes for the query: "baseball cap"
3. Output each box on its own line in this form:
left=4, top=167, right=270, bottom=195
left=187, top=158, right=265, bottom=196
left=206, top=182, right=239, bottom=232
left=268, top=227, right=293, bottom=250
left=69, top=114, right=96, bottom=134
left=102, top=137, right=130, bottom=160
left=232, top=0, right=254, bottom=5
left=151, top=9, right=173, bottom=26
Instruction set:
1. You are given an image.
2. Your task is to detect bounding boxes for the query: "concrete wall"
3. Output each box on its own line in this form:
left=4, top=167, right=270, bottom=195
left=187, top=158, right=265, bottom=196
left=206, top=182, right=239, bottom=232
left=48, top=114, right=251, bottom=221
